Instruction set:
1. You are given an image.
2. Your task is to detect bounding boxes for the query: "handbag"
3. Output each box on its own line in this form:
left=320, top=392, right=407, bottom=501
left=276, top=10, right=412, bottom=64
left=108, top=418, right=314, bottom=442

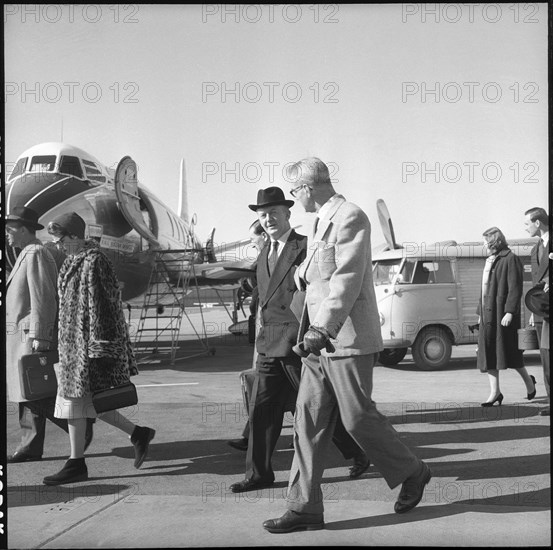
left=92, top=382, right=138, bottom=413
left=18, top=350, right=59, bottom=400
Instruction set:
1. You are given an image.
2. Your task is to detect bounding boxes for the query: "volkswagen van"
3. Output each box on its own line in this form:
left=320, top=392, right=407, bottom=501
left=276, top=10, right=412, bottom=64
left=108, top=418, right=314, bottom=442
left=372, top=239, right=535, bottom=370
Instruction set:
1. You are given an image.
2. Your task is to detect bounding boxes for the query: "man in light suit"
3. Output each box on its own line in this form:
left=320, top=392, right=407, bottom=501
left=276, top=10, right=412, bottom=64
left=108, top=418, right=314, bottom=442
left=6, top=207, right=68, bottom=462
left=524, top=207, right=550, bottom=416
left=263, top=158, right=431, bottom=533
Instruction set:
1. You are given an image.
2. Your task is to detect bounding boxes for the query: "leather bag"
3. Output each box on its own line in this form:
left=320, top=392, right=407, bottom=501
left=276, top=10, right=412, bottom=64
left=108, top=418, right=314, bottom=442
left=18, top=350, right=59, bottom=400
left=92, top=382, right=138, bottom=413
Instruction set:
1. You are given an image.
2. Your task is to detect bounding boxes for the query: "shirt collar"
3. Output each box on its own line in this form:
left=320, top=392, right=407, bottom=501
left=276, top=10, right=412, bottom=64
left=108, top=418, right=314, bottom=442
left=541, top=232, right=549, bottom=247
left=271, top=228, right=292, bottom=249
left=317, top=193, right=340, bottom=220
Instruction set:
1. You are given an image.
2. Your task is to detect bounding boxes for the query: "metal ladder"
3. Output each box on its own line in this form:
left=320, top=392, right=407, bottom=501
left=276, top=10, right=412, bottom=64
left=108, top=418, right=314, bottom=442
left=133, top=248, right=214, bottom=364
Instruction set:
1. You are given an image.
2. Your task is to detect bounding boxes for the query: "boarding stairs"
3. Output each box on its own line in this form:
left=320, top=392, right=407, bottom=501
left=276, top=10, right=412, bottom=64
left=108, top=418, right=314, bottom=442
left=133, top=248, right=214, bottom=365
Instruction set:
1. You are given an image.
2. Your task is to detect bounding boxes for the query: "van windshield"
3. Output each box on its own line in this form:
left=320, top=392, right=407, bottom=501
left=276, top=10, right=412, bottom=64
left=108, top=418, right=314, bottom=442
left=372, top=259, right=402, bottom=285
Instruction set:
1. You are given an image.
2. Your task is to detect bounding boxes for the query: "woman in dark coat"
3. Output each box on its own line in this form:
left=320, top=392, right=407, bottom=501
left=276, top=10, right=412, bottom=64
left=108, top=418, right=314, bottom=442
left=43, top=212, right=155, bottom=485
left=477, top=227, right=536, bottom=406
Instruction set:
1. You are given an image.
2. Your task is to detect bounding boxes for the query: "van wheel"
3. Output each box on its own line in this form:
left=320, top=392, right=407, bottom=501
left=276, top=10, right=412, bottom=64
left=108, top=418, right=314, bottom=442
left=378, top=348, right=408, bottom=366
left=412, top=327, right=452, bottom=370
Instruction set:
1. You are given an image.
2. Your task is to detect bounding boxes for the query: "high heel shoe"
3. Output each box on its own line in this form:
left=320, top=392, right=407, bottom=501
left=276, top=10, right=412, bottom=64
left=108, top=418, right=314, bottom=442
left=481, top=393, right=504, bottom=407
left=527, top=375, right=537, bottom=400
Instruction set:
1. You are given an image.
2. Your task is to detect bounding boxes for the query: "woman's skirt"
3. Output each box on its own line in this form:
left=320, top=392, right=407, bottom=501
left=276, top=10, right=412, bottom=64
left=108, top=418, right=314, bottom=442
left=54, top=392, right=98, bottom=419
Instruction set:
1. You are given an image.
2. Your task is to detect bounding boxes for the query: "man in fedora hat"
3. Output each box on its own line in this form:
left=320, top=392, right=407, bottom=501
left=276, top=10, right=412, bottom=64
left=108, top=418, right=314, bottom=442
left=230, top=187, right=368, bottom=494
left=524, top=207, right=550, bottom=416
left=5, top=207, right=92, bottom=462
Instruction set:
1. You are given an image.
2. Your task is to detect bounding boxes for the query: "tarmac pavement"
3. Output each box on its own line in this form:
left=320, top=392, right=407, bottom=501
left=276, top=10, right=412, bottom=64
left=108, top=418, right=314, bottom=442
left=5, top=308, right=551, bottom=548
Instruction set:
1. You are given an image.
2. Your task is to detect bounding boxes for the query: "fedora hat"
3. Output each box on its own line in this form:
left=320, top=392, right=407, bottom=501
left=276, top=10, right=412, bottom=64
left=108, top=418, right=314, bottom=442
left=525, top=285, right=549, bottom=321
left=49, top=212, right=86, bottom=239
left=248, top=186, right=294, bottom=211
left=6, top=206, right=44, bottom=230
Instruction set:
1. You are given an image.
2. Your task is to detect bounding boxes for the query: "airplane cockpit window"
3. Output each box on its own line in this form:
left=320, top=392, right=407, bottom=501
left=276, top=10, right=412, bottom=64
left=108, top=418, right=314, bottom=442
left=9, top=157, right=27, bottom=181
left=59, top=155, right=84, bottom=179
left=29, top=155, right=56, bottom=173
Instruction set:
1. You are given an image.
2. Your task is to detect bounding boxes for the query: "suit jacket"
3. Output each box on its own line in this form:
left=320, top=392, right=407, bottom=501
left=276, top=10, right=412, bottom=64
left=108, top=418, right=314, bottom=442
left=256, top=229, right=307, bottom=357
left=299, top=195, right=383, bottom=357
left=6, top=240, right=58, bottom=402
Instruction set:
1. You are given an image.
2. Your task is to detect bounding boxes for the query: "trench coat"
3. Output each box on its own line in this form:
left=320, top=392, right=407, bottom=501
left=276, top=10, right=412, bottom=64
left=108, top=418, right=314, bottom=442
left=477, top=248, right=524, bottom=371
left=6, top=240, right=58, bottom=402
left=56, top=240, right=138, bottom=398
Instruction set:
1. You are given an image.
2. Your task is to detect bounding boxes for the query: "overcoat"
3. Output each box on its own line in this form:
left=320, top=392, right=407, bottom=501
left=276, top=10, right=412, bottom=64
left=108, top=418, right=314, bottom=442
left=6, top=240, right=58, bottom=402
left=56, top=240, right=138, bottom=398
left=477, top=248, right=524, bottom=371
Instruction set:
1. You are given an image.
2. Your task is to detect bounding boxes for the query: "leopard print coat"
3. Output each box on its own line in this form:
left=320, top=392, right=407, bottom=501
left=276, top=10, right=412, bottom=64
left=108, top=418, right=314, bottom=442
left=56, top=240, right=138, bottom=398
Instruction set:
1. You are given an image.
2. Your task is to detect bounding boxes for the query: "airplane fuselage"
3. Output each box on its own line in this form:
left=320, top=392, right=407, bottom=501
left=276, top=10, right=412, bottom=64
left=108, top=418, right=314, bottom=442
left=6, top=143, right=245, bottom=302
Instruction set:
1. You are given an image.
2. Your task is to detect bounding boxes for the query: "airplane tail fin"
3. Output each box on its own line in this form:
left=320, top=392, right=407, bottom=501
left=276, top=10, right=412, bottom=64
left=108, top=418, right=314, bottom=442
left=178, top=158, right=189, bottom=223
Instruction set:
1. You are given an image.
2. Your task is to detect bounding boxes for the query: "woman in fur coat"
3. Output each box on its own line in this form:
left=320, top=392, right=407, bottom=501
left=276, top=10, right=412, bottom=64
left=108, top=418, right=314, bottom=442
left=43, top=212, right=155, bottom=486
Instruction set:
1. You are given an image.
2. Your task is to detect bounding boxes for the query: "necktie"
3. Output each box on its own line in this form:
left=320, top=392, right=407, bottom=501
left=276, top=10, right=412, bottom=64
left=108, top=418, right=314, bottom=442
left=536, top=239, right=542, bottom=265
left=268, top=241, right=279, bottom=276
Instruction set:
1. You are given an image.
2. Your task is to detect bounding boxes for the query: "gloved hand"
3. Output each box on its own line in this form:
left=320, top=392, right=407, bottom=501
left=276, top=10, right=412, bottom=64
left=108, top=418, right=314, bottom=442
left=303, top=326, right=330, bottom=355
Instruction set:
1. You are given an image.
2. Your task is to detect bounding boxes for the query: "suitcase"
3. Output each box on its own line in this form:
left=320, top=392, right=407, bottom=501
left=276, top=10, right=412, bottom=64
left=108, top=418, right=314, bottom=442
left=18, top=351, right=59, bottom=400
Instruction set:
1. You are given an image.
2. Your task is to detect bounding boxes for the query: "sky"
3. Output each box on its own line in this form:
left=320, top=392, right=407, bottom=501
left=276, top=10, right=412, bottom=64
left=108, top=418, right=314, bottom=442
left=4, top=3, right=549, bottom=250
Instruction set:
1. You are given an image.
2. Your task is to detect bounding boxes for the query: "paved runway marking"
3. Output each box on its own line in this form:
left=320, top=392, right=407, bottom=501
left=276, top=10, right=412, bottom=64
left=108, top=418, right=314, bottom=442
left=136, top=383, right=199, bottom=387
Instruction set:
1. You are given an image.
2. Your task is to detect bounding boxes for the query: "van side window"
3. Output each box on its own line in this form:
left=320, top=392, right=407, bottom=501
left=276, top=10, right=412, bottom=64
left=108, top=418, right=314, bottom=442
left=399, top=260, right=454, bottom=284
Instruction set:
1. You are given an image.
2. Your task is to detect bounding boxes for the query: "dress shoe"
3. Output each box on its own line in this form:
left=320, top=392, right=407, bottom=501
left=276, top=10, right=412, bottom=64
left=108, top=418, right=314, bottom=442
left=349, top=455, right=370, bottom=479
left=84, top=418, right=95, bottom=452
left=130, top=426, right=156, bottom=469
left=263, top=510, right=324, bottom=533
left=227, top=437, right=248, bottom=451
left=539, top=407, right=550, bottom=416
left=527, top=375, right=537, bottom=400
left=43, top=458, right=88, bottom=486
left=394, top=462, right=432, bottom=514
left=7, top=451, right=42, bottom=463
left=481, top=393, right=503, bottom=407
left=230, top=478, right=274, bottom=493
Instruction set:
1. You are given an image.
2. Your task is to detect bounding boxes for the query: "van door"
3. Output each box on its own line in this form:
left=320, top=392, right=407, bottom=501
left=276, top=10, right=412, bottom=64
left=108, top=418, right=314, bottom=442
left=390, top=259, right=459, bottom=368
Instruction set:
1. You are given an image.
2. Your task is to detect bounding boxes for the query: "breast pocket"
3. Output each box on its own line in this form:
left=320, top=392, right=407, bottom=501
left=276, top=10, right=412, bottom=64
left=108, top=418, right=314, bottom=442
left=314, top=242, right=336, bottom=281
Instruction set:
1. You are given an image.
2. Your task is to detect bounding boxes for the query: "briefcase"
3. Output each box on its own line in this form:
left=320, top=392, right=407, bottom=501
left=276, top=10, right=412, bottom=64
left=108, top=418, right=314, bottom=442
left=18, top=351, right=59, bottom=400
left=92, top=382, right=138, bottom=413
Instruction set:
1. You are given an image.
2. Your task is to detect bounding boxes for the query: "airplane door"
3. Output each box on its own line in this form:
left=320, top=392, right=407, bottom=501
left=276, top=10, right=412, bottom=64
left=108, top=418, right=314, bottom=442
left=114, top=156, right=159, bottom=244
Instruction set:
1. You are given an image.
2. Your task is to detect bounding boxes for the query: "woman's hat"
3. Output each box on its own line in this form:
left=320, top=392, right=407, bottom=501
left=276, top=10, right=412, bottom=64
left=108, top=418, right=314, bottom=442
left=6, top=206, right=44, bottom=230
left=49, top=212, right=86, bottom=239
left=248, top=187, right=294, bottom=211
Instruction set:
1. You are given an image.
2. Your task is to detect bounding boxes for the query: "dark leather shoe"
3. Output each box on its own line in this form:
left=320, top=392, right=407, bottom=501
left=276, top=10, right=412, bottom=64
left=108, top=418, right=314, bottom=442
left=349, top=455, right=370, bottom=479
left=539, top=407, right=550, bottom=416
left=227, top=437, right=248, bottom=451
left=43, top=458, right=88, bottom=486
left=230, top=478, right=274, bottom=493
left=7, top=451, right=42, bottom=463
left=394, top=462, right=432, bottom=514
left=263, top=510, right=324, bottom=533
left=131, top=426, right=156, bottom=469
left=84, top=418, right=95, bottom=452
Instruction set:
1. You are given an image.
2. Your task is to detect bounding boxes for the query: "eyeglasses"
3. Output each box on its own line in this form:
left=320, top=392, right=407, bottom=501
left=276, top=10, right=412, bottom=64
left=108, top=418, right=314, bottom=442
left=290, top=183, right=311, bottom=197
